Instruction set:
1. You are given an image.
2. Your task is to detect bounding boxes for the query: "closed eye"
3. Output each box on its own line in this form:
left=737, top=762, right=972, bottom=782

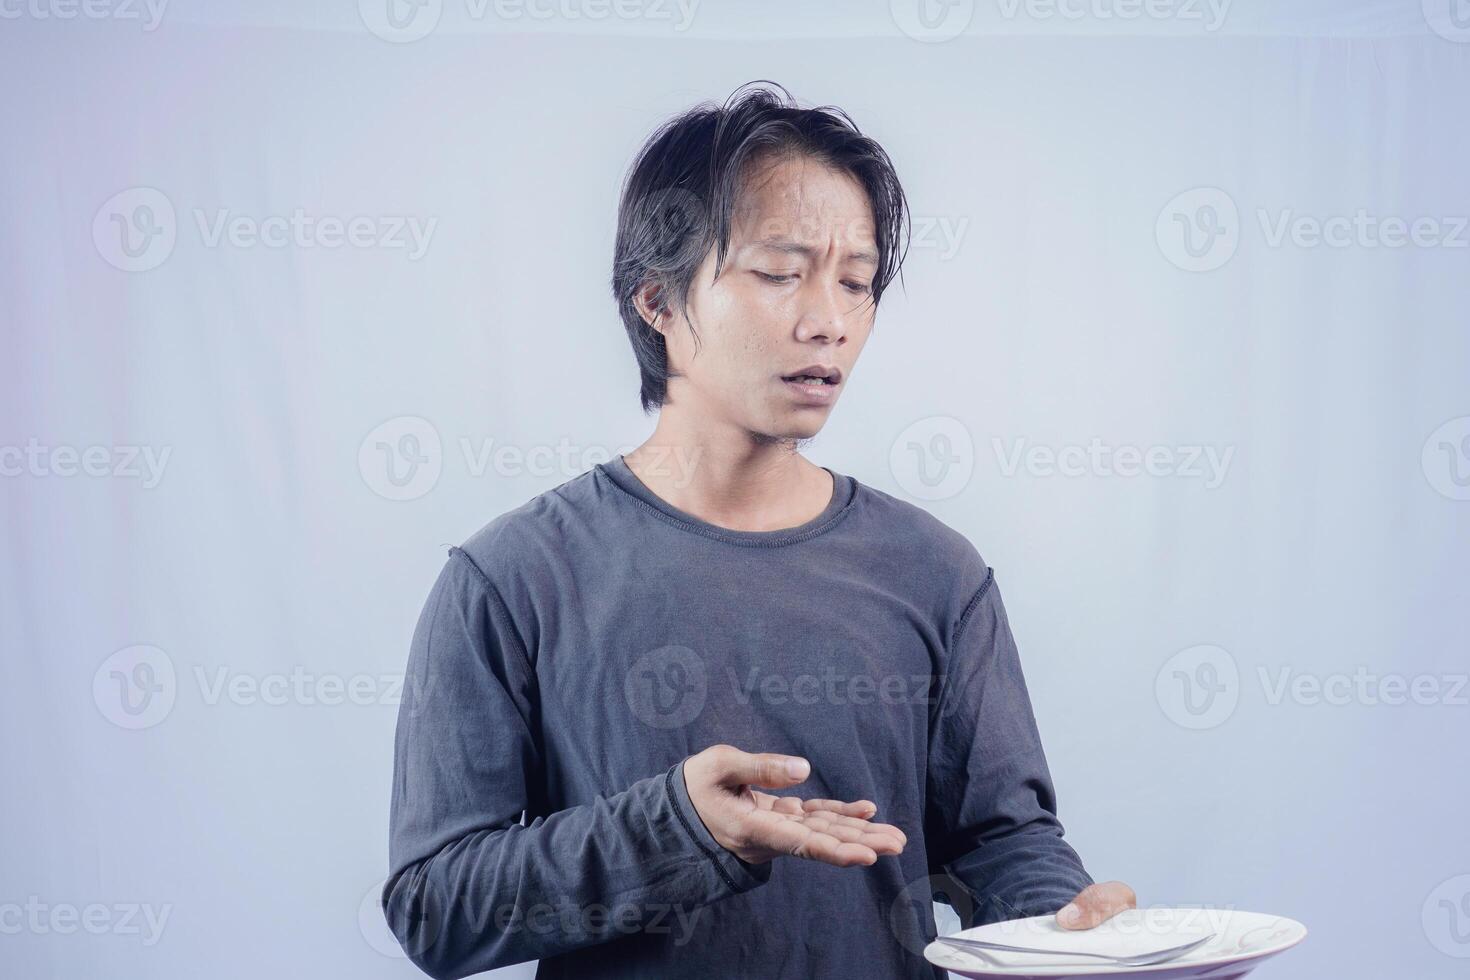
left=758, top=271, right=871, bottom=295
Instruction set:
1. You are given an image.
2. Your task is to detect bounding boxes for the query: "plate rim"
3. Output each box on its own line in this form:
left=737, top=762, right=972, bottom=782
left=923, top=908, right=1309, bottom=978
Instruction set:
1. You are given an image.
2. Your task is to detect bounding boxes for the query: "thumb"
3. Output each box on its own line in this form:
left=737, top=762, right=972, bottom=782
left=714, top=747, right=810, bottom=789
left=1056, top=881, right=1137, bottom=930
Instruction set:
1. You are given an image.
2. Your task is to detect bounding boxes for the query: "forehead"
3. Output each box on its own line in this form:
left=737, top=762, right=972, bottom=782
left=731, top=154, right=877, bottom=255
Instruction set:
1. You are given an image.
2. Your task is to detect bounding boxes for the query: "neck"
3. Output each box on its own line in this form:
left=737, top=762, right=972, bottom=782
left=623, top=405, right=834, bottom=533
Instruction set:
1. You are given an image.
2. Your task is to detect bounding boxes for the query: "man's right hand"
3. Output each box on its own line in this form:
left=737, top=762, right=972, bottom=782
left=683, top=744, right=907, bottom=868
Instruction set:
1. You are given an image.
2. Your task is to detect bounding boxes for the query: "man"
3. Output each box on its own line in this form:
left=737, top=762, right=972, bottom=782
left=384, top=80, right=1135, bottom=979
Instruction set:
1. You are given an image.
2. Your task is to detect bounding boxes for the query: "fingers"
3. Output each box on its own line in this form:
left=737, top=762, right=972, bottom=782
left=1056, top=881, right=1138, bottom=930
left=754, top=808, right=906, bottom=854
left=745, top=810, right=884, bottom=867
left=798, top=811, right=907, bottom=851
left=797, top=834, right=883, bottom=867
left=705, top=745, right=810, bottom=789
left=740, top=806, right=907, bottom=867
left=761, top=796, right=905, bottom=853
left=690, top=746, right=908, bottom=869
left=810, top=823, right=907, bottom=856
left=801, top=797, right=878, bottom=819
left=768, top=795, right=805, bottom=816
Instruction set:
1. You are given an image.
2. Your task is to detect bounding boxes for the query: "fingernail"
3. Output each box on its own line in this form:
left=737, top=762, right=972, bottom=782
left=1057, top=904, right=1080, bottom=926
left=785, top=758, right=809, bottom=780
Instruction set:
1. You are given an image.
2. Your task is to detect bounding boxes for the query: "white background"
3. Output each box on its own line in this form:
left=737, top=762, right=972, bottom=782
left=2, top=2, right=1468, bottom=977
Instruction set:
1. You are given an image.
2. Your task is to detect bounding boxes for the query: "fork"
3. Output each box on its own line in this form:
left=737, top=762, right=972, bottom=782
left=936, top=933, right=1214, bottom=967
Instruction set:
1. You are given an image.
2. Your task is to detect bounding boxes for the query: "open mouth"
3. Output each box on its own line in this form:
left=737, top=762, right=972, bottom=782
left=780, top=366, right=842, bottom=387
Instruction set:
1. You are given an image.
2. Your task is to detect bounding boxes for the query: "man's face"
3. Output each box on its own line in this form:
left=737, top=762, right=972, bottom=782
left=654, top=153, right=879, bottom=441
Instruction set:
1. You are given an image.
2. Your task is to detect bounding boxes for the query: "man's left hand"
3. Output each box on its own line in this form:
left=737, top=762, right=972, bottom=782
left=1055, top=881, right=1137, bottom=930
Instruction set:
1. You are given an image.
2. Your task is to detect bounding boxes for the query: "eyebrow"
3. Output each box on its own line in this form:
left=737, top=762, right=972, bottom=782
left=746, top=236, right=879, bottom=267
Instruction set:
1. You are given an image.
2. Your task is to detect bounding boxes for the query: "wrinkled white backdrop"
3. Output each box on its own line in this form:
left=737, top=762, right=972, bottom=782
left=3, top=2, right=1468, bottom=978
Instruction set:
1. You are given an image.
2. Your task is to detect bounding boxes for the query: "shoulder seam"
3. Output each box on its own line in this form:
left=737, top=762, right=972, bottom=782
left=447, top=546, right=535, bottom=672
left=951, top=565, right=996, bottom=649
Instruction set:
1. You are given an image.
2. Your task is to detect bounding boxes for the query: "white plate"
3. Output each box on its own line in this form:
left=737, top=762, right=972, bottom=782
left=925, top=908, right=1307, bottom=979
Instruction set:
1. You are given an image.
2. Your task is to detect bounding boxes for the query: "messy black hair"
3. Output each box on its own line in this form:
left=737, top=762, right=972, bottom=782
left=610, top=80, right=911, bottom=413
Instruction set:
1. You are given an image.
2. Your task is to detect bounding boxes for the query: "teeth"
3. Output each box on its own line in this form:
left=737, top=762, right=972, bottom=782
left=796, top=376, right=827, bottom=385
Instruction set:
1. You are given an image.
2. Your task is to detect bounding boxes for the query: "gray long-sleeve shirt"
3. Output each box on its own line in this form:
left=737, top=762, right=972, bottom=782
left=384, top=455, right=1093, bottom=979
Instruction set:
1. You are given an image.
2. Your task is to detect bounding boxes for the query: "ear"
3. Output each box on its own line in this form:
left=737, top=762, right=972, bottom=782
left=632, top=280, right=668, bottom=336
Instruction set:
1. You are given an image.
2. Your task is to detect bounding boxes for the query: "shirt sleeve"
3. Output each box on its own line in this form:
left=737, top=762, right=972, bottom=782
left=383, top=547, right=770, bottom=979
left=924, top=564, right=1094, bottom=926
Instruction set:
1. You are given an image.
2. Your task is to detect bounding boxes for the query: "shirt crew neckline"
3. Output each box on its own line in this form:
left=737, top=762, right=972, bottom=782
left=597, top=453, right=858, bottom=547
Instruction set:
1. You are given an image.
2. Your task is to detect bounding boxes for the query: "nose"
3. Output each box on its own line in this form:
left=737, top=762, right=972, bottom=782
left=793, top=276, right=854, bottom=346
